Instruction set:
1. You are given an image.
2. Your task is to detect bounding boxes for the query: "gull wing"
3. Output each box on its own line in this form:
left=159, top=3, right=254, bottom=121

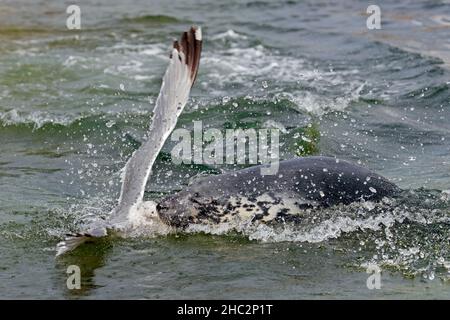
left=113, top=26, right=202, bottom=220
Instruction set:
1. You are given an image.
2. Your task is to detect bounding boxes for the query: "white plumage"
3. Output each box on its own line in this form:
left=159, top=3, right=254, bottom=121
left=56, top=26, right=202, bottom=256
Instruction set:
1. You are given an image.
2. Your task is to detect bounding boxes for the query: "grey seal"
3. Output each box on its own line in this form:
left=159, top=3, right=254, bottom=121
left=56, top=26, right=398, bottom=256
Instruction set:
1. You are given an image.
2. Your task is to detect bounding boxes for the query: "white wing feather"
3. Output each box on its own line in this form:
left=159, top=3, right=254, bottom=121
left=112, top=27, right=202, bottom=221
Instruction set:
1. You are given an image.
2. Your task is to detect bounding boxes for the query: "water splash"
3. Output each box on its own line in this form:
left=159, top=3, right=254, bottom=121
left=184, top=189, right=450, bottom=280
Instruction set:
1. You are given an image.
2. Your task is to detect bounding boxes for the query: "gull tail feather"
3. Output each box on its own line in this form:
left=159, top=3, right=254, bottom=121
left=56, top=227, right=108, bottom=257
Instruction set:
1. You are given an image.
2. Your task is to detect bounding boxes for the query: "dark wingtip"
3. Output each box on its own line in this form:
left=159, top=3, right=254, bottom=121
left=172, top=26, right=202, bottom=86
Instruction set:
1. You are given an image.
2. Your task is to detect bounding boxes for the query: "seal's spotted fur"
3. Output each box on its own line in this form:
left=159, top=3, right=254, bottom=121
left=157, top=156, right=400, bottom=228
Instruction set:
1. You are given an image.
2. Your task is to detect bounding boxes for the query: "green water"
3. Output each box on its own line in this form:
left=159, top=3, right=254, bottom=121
left=1, top=0, right=450, bottom=299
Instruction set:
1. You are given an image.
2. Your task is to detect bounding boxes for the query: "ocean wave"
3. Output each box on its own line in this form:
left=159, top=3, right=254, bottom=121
left=210, top=29, right=249, bottom=41
left=0, top=108, right=150, bottom=131
left=201, top=38, right=365, bottom=114
left=0, top=109, right=74, bottom=129
left=120, top=14, right=184, bottom=24
left=54, top=29, right=367, bottom=116
left=0, top=95, right=304, bottom=132
left=277, top=83, right=365, bottom=115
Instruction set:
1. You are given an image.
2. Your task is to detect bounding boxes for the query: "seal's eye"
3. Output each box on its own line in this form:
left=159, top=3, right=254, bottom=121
left=156, top=203, right=168, bottom=211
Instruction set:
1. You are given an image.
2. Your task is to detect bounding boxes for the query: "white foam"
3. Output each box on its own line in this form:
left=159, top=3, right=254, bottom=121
left=201, top=43, right=365, bottom=115
left=210, top=29, right=247, bottom=41
left=0, top=109, right=73, bottom=128
left=182, top=196, right=450, bottom=244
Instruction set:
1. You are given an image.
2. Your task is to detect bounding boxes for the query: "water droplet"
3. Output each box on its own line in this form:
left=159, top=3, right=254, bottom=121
left=262, top=80, right=268, bottom=89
